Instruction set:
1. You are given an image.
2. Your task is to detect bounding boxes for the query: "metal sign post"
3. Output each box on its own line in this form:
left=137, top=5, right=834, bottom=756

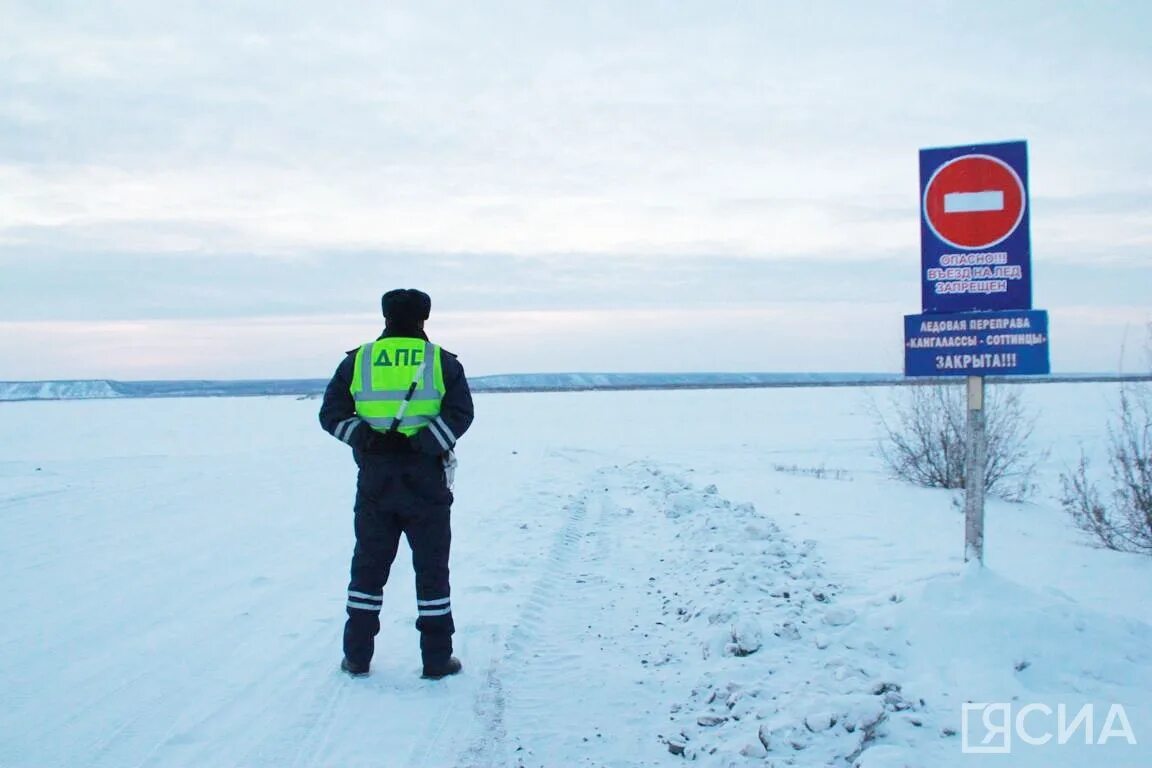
left=963, top=376, right=987, bottom=563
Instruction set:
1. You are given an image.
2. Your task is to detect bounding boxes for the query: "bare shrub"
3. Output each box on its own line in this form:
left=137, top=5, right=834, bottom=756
left=870, top=383, right=1041, bottom=501
left=1061, top=380, right=1152, bottom=554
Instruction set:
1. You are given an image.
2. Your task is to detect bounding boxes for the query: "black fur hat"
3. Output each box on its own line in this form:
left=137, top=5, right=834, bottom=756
left=381, top=289, right=431, bottom=323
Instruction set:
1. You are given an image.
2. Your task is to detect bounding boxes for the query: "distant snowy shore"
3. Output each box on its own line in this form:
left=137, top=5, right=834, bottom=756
left=1, top=373, right=1147, bottom=402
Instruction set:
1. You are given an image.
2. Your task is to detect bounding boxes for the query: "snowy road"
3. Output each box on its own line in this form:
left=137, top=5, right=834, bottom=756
left=2, top=387, right=1150, bottom=767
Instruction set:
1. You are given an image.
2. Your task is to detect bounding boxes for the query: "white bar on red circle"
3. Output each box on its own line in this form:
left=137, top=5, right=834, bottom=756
left=944, top=190, right=1005, bottom=213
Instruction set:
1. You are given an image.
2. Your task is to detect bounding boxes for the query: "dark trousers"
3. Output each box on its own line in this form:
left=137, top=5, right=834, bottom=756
left=343, top=453, right=455, bottom=669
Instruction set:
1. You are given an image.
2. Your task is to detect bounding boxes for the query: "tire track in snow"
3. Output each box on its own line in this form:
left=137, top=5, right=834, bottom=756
left=284, top=673, right=349, bottom=768
left=86, top=621, right=339, bottom=768
left=454, top=486, right=595, bottom=767
left=404, top=624, right=501, bottom=768
left=459, top=462, right=697, bottom=767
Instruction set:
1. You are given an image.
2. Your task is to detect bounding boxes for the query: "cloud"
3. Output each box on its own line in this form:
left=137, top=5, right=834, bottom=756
left=0, top=246, right=918, bottom=321
left=0, top=1, right=1149, bottom=377
left=3, top=2, right=1149, bottom=260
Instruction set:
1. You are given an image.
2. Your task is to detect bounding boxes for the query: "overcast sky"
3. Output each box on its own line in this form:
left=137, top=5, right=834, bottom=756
left=1, top=1, right=1149, bottom=379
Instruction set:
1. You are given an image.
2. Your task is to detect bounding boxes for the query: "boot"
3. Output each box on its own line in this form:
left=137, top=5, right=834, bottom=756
left=421, top=656, right=462, bottom=680
left=341, top=657, right=369, bottom=677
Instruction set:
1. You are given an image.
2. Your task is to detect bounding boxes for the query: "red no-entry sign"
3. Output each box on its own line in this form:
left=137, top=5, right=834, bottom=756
left=918, top=140, right=1031, bottom=313
left=922, top=154, right=1026, bottom=250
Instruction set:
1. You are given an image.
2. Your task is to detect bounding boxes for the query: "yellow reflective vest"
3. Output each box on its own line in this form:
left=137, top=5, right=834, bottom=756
left=349, top=338, right=446, bottom=437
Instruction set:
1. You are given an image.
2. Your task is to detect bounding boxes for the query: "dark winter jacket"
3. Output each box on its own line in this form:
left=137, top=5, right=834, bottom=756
left=319, top=327, right=474, bottom=462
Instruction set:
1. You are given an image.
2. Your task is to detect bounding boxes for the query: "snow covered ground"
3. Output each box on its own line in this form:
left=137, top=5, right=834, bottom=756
left=1, top=382, right=1149, bottom=767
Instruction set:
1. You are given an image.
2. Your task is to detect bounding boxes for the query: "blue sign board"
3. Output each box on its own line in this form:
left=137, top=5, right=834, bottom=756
left=920, top=140, right=1032, bottom=313
left=904, top=309, right=1050, bottom=377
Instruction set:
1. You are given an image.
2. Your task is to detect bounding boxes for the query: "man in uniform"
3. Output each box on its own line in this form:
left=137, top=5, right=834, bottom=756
left=319, top=288, right=474, bottom=679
